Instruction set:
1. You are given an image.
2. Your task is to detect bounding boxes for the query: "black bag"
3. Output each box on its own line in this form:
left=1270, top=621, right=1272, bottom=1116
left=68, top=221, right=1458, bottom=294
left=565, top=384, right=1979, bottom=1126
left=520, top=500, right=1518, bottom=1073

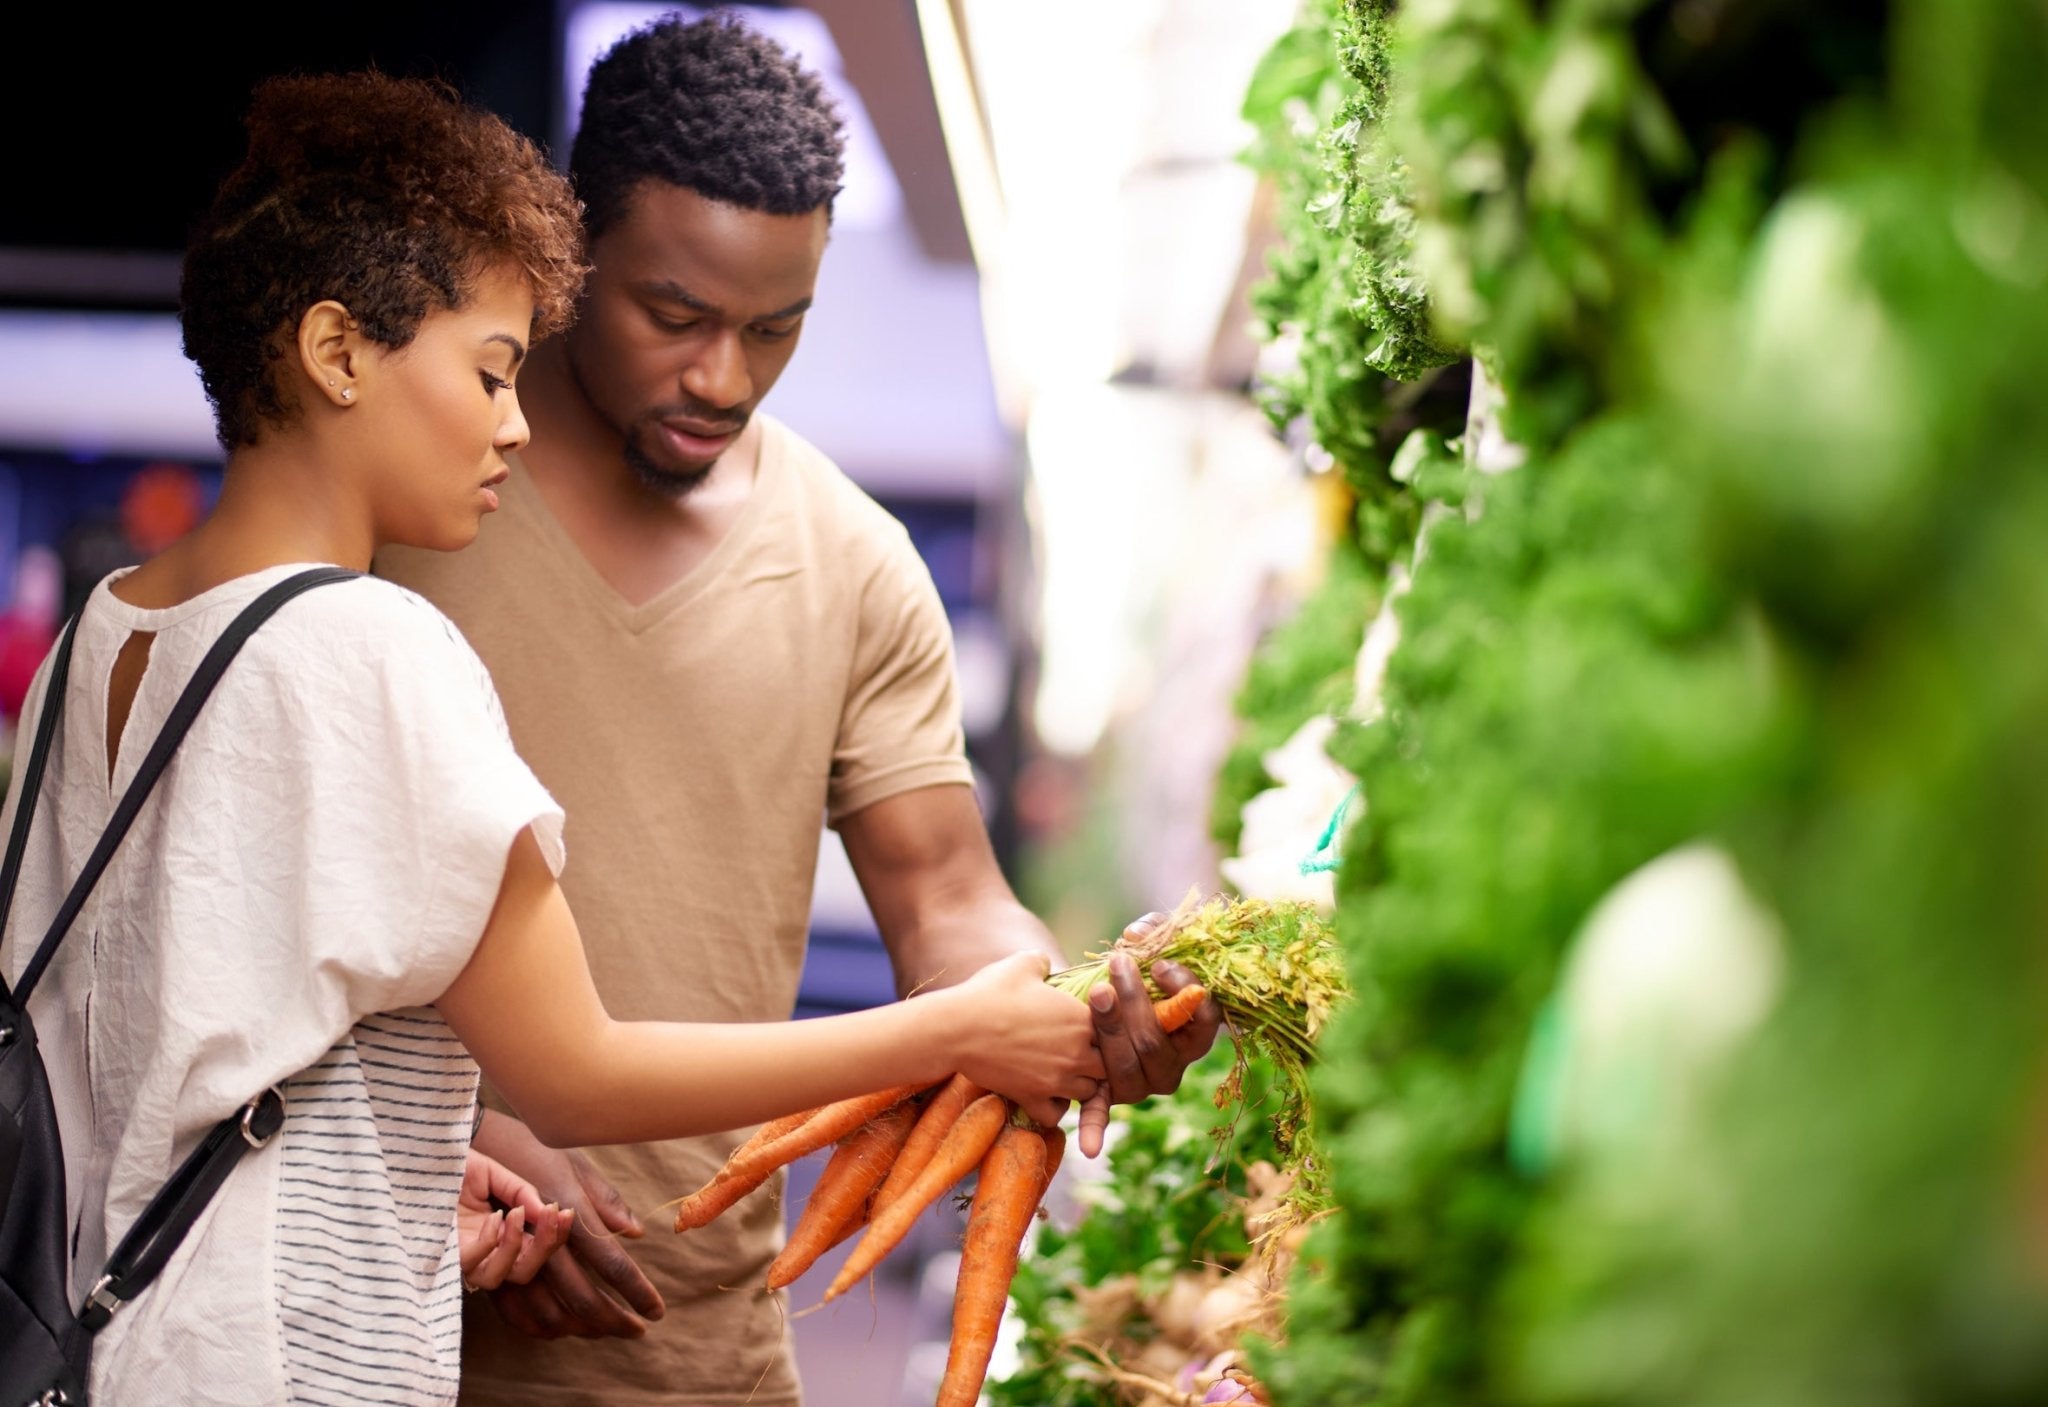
left=1, top=567, right=356, bottom=1406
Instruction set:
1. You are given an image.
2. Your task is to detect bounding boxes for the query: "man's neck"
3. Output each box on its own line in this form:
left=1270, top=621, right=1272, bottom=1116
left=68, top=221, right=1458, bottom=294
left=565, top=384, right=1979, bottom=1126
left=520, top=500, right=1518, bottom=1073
left=514, top=339, right=765, bottom=607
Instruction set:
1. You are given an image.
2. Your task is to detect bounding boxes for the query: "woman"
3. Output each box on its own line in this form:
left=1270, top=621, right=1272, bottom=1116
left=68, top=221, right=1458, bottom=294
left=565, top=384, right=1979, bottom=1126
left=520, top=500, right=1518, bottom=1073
left=0, top=73, right=1100, bottom=1405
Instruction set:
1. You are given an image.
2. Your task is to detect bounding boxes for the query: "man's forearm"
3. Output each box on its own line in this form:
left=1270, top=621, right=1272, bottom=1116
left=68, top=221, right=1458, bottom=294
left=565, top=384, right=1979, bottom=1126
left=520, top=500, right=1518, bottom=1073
left=887, top=893, right=1063, bottom=997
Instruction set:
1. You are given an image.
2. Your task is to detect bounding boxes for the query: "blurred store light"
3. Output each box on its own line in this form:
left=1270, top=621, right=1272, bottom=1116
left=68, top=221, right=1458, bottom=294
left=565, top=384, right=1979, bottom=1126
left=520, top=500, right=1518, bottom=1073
left=928, top=0, right=1297, bottom=756
left=0, top=312, right=215, bottom=459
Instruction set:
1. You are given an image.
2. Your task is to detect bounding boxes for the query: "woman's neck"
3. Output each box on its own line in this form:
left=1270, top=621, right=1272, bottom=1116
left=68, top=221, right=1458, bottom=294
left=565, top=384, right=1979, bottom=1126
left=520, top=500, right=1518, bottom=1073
left=112, top=436, right=374, bottom=609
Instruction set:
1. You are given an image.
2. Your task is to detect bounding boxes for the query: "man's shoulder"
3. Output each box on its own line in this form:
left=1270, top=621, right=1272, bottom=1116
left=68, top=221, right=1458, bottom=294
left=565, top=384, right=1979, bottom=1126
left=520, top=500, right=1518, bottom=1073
left=759, top=414, right=915, bottom=555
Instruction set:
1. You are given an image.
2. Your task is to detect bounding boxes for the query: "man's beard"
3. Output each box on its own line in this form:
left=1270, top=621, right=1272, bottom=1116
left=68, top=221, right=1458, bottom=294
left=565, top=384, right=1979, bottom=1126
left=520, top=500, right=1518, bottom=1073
left=623, top=432, right=716, bottom=499
left=565, top=338, right=730, bottom=500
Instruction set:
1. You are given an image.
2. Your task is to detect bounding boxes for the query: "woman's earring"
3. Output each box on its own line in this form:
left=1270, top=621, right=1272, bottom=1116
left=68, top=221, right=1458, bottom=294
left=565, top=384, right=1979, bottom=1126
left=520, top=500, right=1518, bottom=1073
left=340, top=388, right=354, bottom=401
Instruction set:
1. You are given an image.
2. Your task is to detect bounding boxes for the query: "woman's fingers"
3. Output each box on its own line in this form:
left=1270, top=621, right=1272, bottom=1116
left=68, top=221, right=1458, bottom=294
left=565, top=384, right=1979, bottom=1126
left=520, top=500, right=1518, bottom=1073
left=507, top=1204, right=575, bottom=1284
left=465, top=1206, right=526, bottom=1290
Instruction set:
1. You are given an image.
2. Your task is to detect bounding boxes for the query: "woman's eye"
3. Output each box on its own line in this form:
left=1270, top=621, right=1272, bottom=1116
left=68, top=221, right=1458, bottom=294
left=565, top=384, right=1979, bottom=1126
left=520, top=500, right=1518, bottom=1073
left=480, top=371, right=513, bottom=394
left=650, top=312, right=696, bottom=334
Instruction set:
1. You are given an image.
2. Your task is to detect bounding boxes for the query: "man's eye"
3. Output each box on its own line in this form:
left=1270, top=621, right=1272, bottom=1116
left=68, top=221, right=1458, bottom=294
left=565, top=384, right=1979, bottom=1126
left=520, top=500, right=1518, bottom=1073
left=753, top=324, right=797, bottom=342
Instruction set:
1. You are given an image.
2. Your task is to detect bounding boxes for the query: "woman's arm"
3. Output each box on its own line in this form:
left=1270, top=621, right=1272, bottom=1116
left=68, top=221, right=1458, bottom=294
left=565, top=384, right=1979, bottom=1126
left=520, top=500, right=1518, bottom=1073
left=436, top=829, right=1103, bottom=1147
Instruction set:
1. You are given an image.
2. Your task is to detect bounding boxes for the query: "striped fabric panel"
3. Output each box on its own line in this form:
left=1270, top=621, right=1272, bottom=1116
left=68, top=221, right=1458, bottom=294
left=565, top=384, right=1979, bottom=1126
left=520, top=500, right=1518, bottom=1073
left=276, top=1009, right=478, bottom=1407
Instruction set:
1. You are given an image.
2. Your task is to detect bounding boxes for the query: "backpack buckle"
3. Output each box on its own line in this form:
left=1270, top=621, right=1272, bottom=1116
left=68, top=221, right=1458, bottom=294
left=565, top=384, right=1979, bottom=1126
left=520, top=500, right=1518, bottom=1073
left=77, top=1271, right=123, bottom=1331
left=240, top=1085, right=286, bottom=1149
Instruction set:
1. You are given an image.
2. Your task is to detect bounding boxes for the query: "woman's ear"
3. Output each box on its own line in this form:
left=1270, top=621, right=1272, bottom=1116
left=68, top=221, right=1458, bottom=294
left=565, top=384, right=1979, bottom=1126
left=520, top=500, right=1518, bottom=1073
left=296, top=300, right=364, bottom=409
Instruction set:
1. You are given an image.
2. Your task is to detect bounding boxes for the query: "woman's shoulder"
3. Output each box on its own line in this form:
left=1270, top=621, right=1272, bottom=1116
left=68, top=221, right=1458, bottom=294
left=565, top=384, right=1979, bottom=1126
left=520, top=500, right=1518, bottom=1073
left=229, top=569, right=498, bottom=698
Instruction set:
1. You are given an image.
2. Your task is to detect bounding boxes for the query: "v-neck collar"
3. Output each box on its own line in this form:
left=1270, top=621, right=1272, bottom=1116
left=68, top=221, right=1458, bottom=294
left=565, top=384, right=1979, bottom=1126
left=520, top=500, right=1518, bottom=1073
left=505, top=421, right=790, bottom=636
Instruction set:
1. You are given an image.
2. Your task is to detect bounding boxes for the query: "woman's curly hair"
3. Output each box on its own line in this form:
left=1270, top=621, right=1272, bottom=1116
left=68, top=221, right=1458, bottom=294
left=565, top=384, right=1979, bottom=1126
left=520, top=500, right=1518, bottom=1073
left=571, top=13, right=845, bottom=239
left=181, top=72, right=587, bottom=448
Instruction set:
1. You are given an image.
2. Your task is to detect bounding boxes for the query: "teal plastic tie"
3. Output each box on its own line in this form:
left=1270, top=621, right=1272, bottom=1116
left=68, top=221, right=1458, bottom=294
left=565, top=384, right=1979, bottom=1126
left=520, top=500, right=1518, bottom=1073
left=1298, top=783, right=1359, bottom=875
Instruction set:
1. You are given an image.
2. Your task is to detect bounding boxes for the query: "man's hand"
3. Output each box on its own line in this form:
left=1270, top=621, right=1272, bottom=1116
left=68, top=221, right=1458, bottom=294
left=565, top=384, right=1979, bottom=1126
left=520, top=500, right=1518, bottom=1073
left=472, top=1109, right=666, bottom=1339
left=1076, top=912, right=1226, bottom=1157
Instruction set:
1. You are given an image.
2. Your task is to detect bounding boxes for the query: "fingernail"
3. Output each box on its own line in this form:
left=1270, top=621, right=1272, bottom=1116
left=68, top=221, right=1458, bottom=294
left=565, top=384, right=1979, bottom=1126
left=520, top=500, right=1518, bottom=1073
left=1088, top=985, right=1115, bottom=1012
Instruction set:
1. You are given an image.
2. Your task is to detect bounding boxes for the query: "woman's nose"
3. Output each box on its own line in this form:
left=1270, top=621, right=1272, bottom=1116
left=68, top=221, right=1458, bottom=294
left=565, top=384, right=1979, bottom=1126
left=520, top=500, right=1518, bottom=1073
left=496, top=392, right=531, bottom=452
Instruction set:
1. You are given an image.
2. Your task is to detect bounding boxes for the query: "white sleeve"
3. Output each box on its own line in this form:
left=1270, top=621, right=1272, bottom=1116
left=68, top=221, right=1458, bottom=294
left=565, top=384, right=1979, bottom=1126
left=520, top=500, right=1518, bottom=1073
left=253, top=583, right=565, bottom=1018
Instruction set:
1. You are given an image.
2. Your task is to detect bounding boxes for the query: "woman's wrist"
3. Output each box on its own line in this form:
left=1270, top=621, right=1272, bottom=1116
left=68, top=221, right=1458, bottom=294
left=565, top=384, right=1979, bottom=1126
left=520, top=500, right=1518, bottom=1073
left=910, top=983, right=980, bottom=1086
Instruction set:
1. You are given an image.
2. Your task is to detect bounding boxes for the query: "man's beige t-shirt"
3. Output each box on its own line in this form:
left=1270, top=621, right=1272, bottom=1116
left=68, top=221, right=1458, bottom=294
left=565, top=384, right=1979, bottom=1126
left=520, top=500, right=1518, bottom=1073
left=378, top=414, right=973, bottom=1406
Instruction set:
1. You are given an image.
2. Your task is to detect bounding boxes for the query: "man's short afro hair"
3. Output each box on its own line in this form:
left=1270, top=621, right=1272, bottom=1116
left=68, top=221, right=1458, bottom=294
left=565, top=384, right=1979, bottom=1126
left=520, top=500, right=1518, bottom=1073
left=571, top=12, right=846, bottom=237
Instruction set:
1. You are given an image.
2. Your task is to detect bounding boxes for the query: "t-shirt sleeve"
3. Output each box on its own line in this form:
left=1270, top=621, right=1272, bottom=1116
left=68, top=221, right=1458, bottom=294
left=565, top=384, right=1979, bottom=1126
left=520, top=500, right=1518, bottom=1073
left=261, top=583, right=565, bottom=1017
left=826, top=524, right=975, bottom=824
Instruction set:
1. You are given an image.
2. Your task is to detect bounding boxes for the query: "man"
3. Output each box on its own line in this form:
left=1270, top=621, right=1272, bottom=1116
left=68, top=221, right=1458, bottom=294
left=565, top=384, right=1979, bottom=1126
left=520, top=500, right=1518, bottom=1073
left=380, top=15, right=1219, bottom=1406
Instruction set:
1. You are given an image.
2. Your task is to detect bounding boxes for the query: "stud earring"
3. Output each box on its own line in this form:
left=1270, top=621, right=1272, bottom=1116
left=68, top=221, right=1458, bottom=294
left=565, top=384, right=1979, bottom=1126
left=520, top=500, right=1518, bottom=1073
left=340, top=388, right=354, bottom=401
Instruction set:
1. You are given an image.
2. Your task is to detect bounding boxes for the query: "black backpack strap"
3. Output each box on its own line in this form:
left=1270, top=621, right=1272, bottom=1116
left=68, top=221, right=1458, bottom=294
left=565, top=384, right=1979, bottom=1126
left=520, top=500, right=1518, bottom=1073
left=0, top=566, right=359, bottom=1337
left=0, top=613, right=82, bottom=1000
left=14, top=566, right=360, bottom=1004
left=78, top=1083, right=288, bottom=1331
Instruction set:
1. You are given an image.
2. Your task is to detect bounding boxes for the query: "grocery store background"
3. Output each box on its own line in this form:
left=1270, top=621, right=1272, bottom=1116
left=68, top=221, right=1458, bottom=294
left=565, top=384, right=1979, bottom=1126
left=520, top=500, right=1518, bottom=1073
left=0, top=4, right=1305, bottom=1402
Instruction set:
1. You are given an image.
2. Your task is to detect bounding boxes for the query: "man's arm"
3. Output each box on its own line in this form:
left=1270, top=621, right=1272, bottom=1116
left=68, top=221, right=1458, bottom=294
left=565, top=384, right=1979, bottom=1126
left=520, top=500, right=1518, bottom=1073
left=840, top=783, right=1223, bottom=1155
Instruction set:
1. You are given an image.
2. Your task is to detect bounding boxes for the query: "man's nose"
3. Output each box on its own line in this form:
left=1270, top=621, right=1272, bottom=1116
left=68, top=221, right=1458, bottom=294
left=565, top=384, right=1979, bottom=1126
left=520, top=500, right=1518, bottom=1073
left=681, top=330, right=751, bottom=411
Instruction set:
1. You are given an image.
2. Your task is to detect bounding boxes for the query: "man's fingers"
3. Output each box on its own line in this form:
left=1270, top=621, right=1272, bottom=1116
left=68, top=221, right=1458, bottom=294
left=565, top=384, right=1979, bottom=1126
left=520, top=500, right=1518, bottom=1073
left=1077, top=1085, right=1112, bottom=1158
left=1154, top=960, right=1226, bottom=1062
left=572, top=1151, right=646, bottom=1238
left=538, top=1249, right=651, bottom=1338
left=568, top=1220, right=666, bottom=1320
left=1088, top=978, right=1148, bottom=1105
left=1110, top=952, right=1181, bottom=1099
left=1121, top=911, right=1169, bottom=943
left=489, top=1281, right=569, bottom=1339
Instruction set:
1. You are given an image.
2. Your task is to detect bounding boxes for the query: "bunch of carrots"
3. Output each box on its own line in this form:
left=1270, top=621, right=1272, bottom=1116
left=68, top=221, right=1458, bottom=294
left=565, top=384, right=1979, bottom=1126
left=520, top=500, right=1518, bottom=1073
left=671, top=984, right=1212, bottom=1407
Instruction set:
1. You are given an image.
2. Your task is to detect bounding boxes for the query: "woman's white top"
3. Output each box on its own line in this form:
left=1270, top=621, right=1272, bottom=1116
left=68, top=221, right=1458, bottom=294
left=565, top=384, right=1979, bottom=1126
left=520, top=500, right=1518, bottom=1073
left=0, top=564, right=566, bottom=1406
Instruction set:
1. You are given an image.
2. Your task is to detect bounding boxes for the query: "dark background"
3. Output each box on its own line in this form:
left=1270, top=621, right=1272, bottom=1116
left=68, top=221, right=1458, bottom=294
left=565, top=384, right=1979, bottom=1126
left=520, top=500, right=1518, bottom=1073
left=3, top=4, right=564, bottom=308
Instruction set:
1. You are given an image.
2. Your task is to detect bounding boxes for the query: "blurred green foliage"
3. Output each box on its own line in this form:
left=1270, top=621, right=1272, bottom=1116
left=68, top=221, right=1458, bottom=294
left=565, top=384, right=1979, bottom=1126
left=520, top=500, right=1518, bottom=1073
left=1020, top=1, right=2048, bottom=1404
left=1269, top=0, right=2048, bottom=1404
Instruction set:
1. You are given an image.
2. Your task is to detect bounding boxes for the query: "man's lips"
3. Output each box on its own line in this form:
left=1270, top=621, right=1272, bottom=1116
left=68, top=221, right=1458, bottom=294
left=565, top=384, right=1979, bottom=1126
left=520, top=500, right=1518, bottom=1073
left=659, top=419, right=744, bottom=457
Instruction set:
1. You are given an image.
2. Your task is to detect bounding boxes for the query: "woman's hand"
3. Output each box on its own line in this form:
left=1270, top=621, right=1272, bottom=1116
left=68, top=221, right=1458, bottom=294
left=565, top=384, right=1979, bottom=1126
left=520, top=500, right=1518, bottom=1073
left=458, top=1145, right=577, bottom=1292
left=471, top=1109, right=666, bottom=1338
left=945, top=951, right=1106, bottom=1127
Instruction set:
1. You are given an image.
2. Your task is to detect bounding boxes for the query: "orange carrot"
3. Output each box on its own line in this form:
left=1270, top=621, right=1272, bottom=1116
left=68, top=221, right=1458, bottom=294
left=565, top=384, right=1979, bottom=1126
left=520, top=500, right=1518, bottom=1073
left=766, top=1100, right=921, bottom=1288
left=672, top=1081, right=931, bottom=1232
left=732, top=1104, right=824, bottom=1164
left=872, top=1073, right=983, bottom=1214
left=1034, top=1124, right=1067, bottom=1202
left=1153, top=982, right=1209, bottom=1033
left=934, top=1125, right=1049, bottom=1407
left=824, top=1093, right=1011, bottom=1300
